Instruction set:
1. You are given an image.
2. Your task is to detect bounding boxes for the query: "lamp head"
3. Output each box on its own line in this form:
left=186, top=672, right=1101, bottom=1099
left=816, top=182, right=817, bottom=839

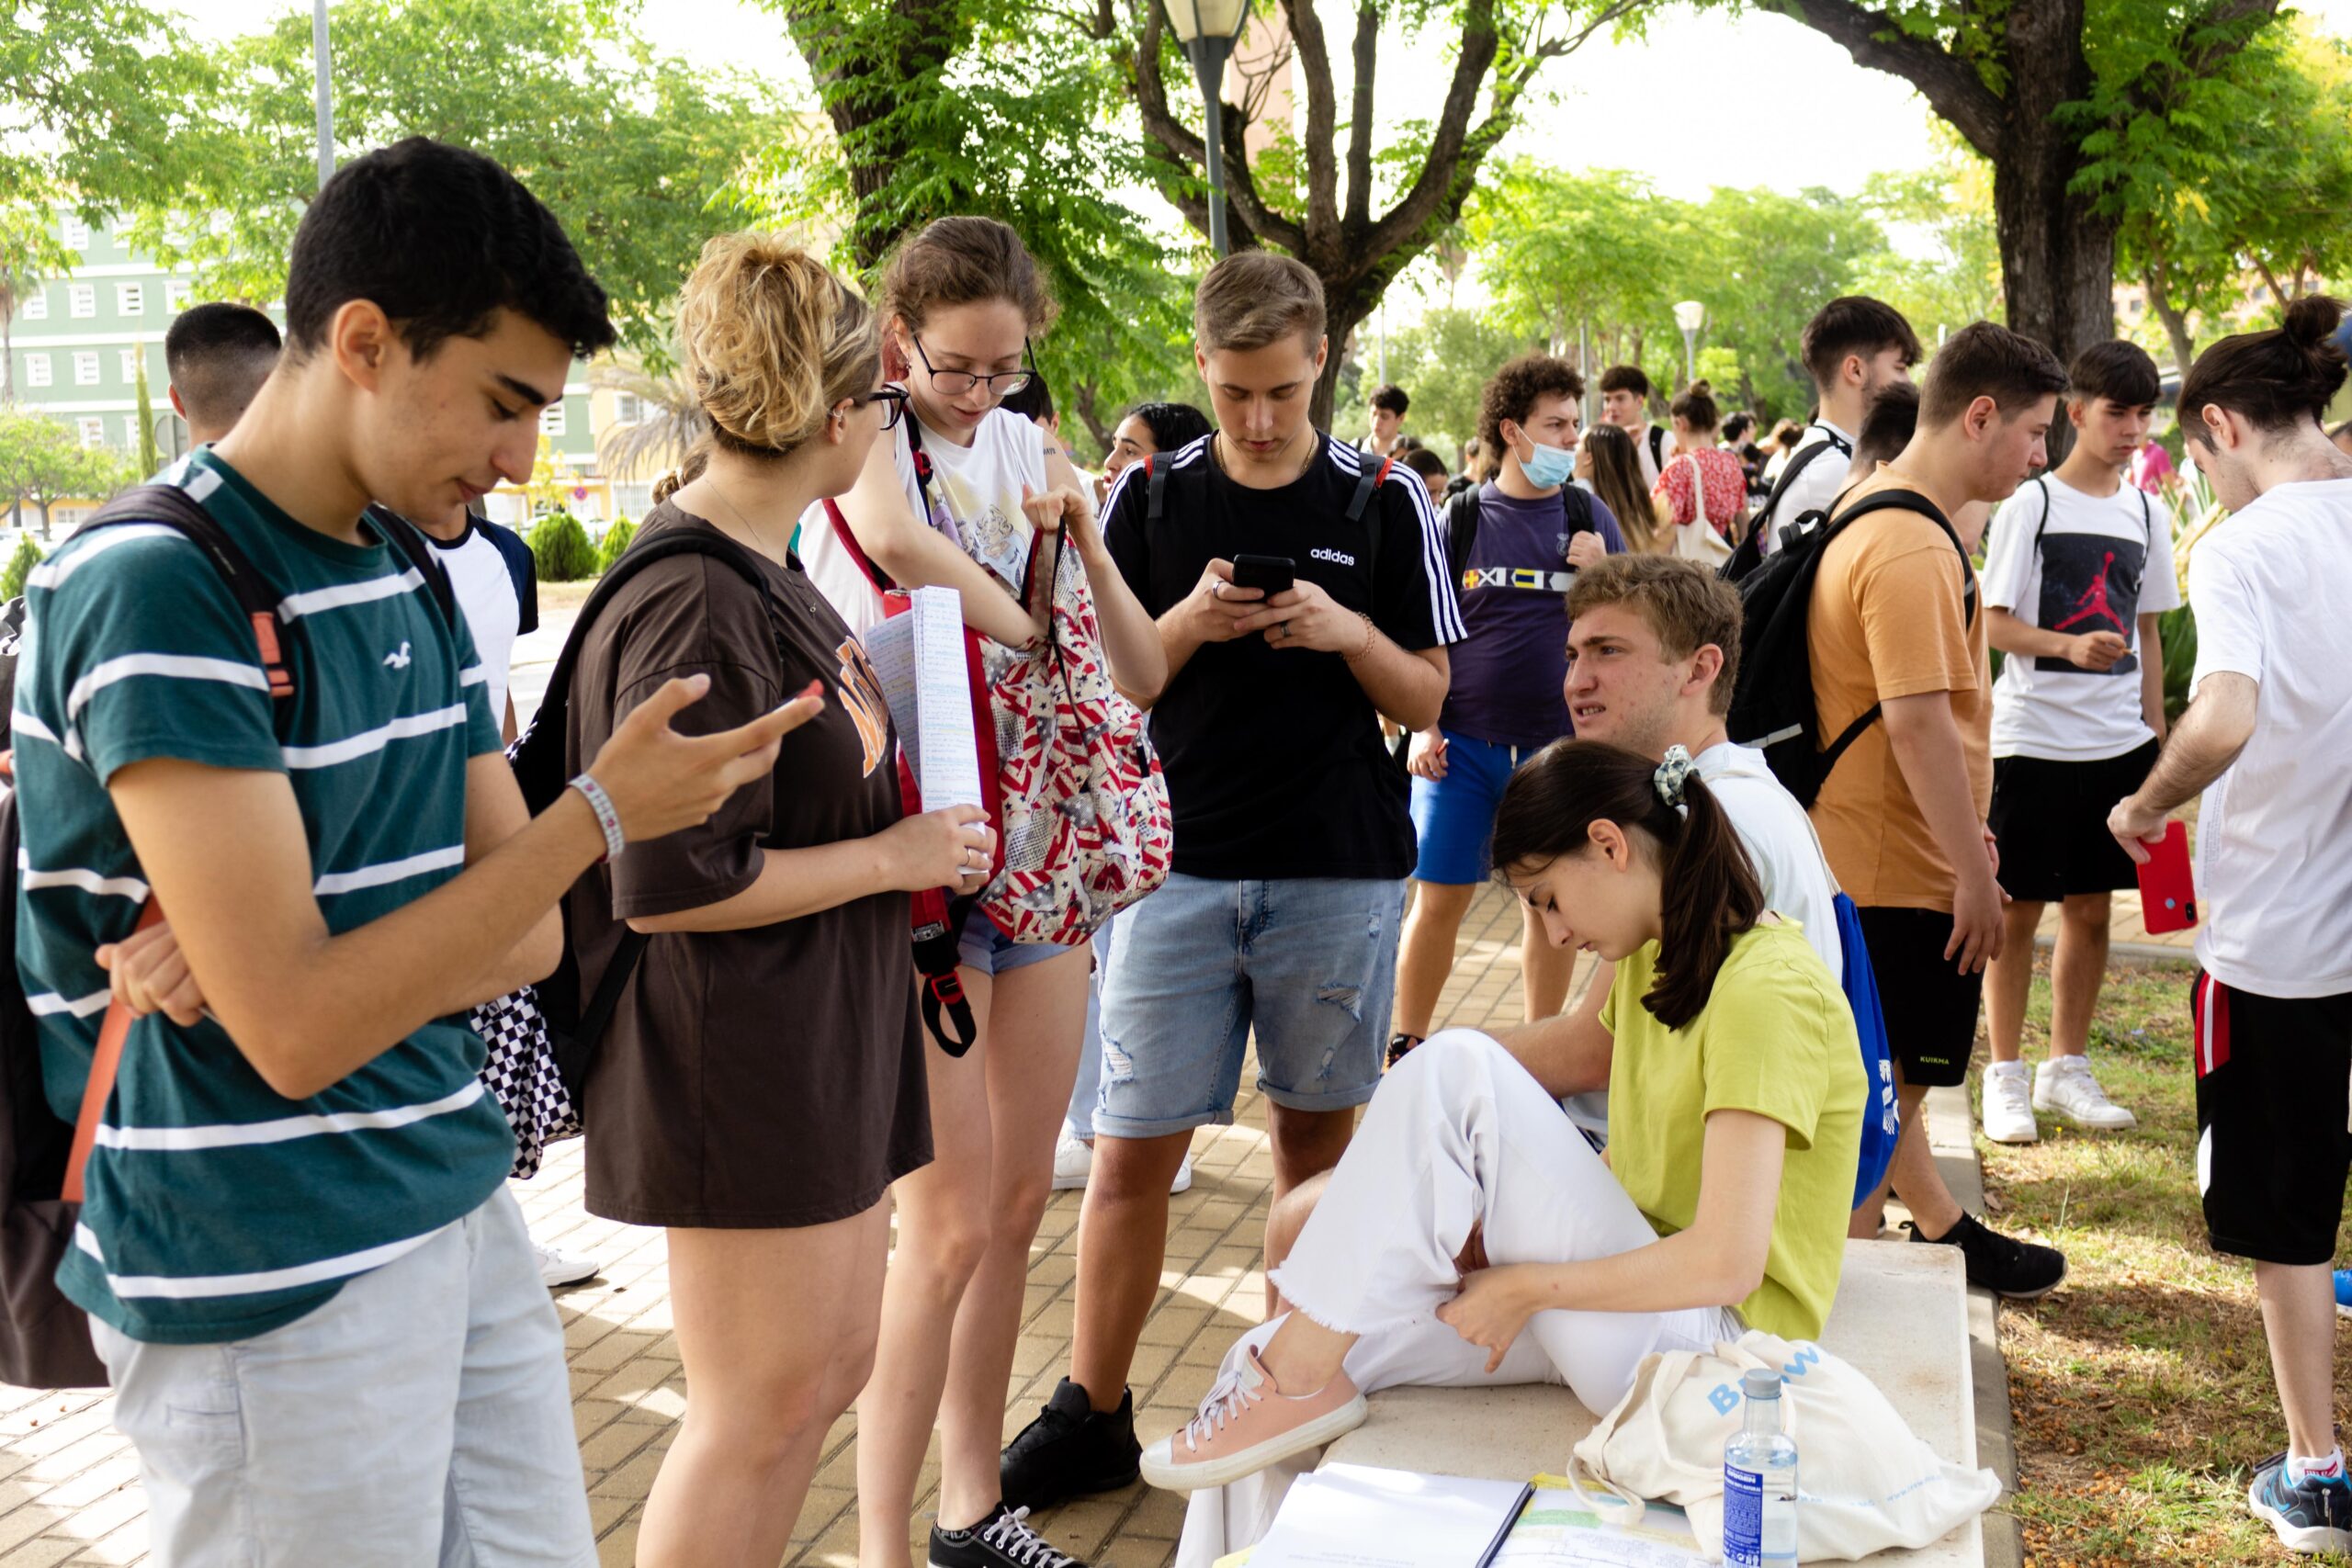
left=1673, top=299, right=1706, bottom=334
left=1164, top=0, right=1250, bottom=42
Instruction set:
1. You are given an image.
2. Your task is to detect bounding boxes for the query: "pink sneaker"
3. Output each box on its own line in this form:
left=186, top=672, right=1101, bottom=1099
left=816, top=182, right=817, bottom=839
left=1139, top=1347, right=1368, bottom=1490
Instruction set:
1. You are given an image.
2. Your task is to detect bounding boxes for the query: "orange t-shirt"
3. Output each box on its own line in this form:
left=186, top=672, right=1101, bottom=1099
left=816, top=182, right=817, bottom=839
left=1804, top=478, right=1992, bottom=912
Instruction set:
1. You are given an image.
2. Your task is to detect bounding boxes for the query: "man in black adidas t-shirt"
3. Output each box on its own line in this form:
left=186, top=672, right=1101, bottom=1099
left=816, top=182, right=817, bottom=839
left=1001, top=251, right=1464, bottom=1509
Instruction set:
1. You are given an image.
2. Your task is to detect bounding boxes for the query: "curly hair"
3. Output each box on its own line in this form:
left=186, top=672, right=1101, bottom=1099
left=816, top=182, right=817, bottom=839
left=1477, top=352, right=1586, bottom=455
left=675, top=231, right=879, bottom=460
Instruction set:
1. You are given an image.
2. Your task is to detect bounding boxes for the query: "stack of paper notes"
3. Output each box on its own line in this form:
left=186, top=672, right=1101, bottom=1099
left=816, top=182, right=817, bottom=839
left=1215, top=1467, right=1707, bottom=1568
left=860, top=585, right=984, bottom=812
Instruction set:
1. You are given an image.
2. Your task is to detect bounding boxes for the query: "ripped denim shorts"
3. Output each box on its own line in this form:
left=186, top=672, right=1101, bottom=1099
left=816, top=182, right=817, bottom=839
left=1091, top=873, right=1406, bottom=1138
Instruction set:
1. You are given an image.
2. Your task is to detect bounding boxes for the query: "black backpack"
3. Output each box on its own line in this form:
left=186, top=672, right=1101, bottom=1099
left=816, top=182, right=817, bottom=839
left=1725, top=487, right=1977, bottom=809
left=1439, top=482, right=1598, bottom=589
left=1720, top=429, right=1851, bottom=585
left=0, top=486, right=454, bottom=1391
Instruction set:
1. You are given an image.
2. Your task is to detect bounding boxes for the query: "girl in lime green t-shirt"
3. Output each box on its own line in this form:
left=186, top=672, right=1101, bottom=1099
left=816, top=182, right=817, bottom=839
left=1136, top=739, right=1863, bottom=1497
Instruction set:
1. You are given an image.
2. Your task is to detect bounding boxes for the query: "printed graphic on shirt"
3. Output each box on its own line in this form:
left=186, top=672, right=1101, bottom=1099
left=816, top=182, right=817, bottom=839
left=2033, top=533, right=2146, bottom=675
left=932, top=469, right=1029, bottom=597
left=834, top=636, right=889, bottom=778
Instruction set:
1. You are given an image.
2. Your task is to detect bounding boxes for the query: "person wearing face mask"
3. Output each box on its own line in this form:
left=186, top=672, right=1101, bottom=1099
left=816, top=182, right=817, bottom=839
left=1389, top=355, right=1625, bottom=1065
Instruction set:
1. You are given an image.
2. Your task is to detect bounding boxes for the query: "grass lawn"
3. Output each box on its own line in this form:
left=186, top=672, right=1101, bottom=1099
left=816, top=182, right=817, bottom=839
left=1976, top=953, right=2352, bottom=1566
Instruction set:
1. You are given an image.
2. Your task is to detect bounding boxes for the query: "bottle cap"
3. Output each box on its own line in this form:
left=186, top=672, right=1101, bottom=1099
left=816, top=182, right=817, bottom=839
left=1742, top=1368, right=1782, bottom=1398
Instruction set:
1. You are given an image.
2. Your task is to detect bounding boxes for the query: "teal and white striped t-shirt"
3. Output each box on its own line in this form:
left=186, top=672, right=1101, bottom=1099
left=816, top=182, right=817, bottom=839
left=12, top=448, right=515, bottom=1344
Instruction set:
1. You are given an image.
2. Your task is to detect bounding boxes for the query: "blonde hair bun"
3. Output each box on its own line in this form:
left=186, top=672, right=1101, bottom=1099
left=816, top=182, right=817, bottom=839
left=675, top=231, right=879, bottom=460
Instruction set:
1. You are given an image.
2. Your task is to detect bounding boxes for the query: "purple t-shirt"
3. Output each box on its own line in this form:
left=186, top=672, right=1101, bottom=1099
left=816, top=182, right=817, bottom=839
left=1441, top=482, right=1625, bottom=749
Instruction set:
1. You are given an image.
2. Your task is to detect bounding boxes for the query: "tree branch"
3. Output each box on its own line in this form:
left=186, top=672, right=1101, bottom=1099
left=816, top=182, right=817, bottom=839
left=2180, top=0, right=2282, bottom=77
left=1343, top=1, right=1376, bottom=231
left=1131, top=5, right=1310, bottom=254
left=1351, top=0, right=1503, bottom=265
left=1283, top=0, right=1344, bottom=254
left=1792, top=0, right=2004, bottom=157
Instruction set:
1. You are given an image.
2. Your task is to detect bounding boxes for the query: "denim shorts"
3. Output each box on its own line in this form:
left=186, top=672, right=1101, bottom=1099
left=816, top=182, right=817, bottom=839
left=88, top=1188, right=594, bottom=1567
left=957, top=909, right=1072, bottom=976
left=1093, top=874, right=1408, bottom=1137
left=1408, top=731, right=1542, bottom=885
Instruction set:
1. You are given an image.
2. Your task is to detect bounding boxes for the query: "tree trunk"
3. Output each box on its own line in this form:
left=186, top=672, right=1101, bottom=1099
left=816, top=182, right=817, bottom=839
left=1070, top=380, right=1115, bottom=465
left=2143, top=267, right=2198, bottom=381
left=1317, top=290, right=1380, bottom=432
left=1989, top=0, right=2114, bottom=364
left=782, top=0, right=966, bottom=272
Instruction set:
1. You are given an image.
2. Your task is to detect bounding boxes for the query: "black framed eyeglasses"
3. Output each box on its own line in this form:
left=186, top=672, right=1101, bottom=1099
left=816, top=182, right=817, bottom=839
left=858, top=386, right=910, bottom=431
left=909, top=334, right=1035, bottom=400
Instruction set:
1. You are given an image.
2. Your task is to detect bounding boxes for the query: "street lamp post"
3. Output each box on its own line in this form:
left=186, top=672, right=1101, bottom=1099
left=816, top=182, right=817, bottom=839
left=1673, top=299, right=1705, bottom=390
left=311, top=0, right=334, bottom=189
left=1162, top=0, right=1252, bottom=256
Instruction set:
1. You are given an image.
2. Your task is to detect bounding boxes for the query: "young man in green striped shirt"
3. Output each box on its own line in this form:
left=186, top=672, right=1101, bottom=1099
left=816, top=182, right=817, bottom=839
left=14, top=139, right=816, bottom=1566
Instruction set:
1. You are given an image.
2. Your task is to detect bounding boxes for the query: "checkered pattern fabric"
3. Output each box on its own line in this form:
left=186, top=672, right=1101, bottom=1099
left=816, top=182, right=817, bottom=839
left=472, top=987, right=581, bottom=1180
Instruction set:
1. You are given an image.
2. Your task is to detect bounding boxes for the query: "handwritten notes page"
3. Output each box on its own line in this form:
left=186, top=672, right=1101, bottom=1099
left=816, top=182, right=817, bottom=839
left=860, top=585, right=984, bottom=811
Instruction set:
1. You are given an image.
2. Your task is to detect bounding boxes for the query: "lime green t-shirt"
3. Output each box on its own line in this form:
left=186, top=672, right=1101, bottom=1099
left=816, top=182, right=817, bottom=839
left=1600, top=919, right=1863, bottom=1340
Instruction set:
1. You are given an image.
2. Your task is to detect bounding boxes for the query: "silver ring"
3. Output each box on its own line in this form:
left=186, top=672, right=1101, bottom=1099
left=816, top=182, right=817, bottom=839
left=1276, top=621, right=1289, bottom=640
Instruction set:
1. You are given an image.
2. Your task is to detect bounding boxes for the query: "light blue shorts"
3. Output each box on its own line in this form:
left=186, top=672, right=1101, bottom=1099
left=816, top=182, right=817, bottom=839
left=957, top=910, right=1071, bottom=976
left=1093, top=873, right=1408, bottom=1138
left=88, top=1188, right=594, bottom=1568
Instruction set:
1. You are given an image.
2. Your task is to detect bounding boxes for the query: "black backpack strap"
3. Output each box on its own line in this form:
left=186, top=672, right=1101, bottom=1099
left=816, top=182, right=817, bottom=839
left=1723, top=435, right=1842, bottom=583
left=1442, top=485, right=1482, bottom=586
left=1560, top=482, right=1594, bottom=541
left=1145, top=453, right=1170, bottom=525
left=1647, top=424, right=1667, bottom=471
left=2029, top=476, right=2052, bottom=561
left=363, top=505, right=460, bottom=631
left=903, top=411, right=940, bottom=530
left=75, top=484, right=296, bottom=704
left=1345, top=456, right=1394, bottom=523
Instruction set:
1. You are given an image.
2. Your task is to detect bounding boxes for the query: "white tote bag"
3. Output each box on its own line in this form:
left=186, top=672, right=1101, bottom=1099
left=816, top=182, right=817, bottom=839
left=1668, top=454, right=1737, bottom=565
left=1565, top=1330, right=2002, bottom=1562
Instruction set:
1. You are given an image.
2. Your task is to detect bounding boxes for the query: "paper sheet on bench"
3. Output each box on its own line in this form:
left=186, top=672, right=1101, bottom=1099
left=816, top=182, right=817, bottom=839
left=1489, top=1480, right=1707, bottom=1568
left=860, top=586, right=983, bottom=812
left=1248, top=1463, right=1528, bottom=1568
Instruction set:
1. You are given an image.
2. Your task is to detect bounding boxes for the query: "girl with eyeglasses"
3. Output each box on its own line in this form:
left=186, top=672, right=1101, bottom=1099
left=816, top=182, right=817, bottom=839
left=809, top=216, right=1165, bottom=1568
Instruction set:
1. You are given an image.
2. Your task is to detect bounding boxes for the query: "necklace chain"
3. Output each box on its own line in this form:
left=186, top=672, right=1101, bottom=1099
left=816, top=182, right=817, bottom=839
left=1215, top=427, right=1318, bottom=482
left=699, top=475, right=791, bottom=561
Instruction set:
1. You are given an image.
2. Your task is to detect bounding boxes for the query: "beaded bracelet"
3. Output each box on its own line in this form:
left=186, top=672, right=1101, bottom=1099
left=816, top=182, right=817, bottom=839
left=1343, top=610, right=1377, bottom=664
left=568, top=773, right=627, bottom=863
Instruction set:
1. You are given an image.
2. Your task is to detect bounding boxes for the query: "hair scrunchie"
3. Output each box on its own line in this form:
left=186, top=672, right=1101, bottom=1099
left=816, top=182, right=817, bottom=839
left=1653, top=744, right=1695, bottom=809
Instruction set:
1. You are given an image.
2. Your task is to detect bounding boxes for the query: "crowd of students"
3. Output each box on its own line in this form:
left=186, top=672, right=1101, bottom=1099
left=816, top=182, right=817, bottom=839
left=14, top=131, right=2352, bottom=1566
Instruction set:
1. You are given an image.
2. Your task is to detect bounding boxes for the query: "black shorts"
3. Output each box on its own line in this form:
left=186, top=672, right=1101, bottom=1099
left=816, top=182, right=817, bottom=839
left=1987, top=740, right=2160, bottom=905
left=1855, top=905, right=1984, bottom=1089
left=2194, top=973, right=2352, bottom=1266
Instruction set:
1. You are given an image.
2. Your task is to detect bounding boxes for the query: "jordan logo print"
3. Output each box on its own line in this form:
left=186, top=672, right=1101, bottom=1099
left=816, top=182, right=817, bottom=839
left=2033, top=535, right=2146, bottom=677
left=2051, top=551, right=2127, bottom=635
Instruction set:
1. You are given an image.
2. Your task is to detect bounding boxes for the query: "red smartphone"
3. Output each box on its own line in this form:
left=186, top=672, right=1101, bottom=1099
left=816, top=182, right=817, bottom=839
left=2135, top=820, right=2198, bottom=933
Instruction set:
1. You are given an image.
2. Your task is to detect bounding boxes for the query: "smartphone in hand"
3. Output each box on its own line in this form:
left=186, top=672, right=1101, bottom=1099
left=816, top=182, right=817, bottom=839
left=2136, top=819, right=2198, bottom=933
left=1230, top=554, right=1295, bottom=596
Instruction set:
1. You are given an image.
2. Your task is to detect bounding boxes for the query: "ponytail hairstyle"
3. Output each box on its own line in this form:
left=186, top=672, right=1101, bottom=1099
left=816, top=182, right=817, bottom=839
left=1489, top=739, right=1762, bottom=1031
left=1669, top=378, right=1720, bottom=434
left=2178, top=295, right=2348, bottom=449
left=675, top=231, right=879, bottom=460
left=879, top=216, right=1059, bottom=337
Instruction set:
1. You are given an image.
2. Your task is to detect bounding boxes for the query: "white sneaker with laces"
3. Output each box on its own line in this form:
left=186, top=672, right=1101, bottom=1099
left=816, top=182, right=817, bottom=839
left=533, top=1241, right=599, bottom=1290
left=1170, top=1155, right=1193, bottom=1196
left=1052, top=1134, right=1092, bottom=1191
left=1980, top=1060, right=2040, bottom=1145
left=2034, top=1055, right=2137, bottom=1131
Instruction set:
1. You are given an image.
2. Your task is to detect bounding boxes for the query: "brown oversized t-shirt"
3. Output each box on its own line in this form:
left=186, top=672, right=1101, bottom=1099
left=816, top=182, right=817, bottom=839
left=565, top=503, right=930, bottom=1228
left=1804, top=475, right=1993, bottom=914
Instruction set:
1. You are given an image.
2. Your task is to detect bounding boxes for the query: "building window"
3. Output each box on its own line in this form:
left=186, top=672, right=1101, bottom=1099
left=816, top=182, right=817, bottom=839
left=77, top=418, right=104, bottom=448
left=124, top=415, right=144, bottom=448
left=74, top=352, right=101, bottom=386
left=117, top=283, right=143, bottom=316
left=25, top=355, right=51, bottom=389
left=539, top=403, right=568, bottom=437
left=61, top=215, right=90, bottom=251
left=120, top=348, right=142, bottom=382
left=68, top=284, right=96, bottom=319
left=164, top=278, right=192, bottom=312
left=613, top=392, right=643, bottom=425
left=21, top=293, right=45, bottom=321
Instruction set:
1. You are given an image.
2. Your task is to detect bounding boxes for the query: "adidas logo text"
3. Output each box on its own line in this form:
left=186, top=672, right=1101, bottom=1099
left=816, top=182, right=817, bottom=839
left=1310, top=547, right=1356, bottom=566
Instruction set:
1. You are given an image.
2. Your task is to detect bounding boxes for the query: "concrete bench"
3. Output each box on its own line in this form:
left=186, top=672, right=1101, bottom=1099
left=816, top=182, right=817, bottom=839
left=1317, top=1238, right=1987, bottom=1565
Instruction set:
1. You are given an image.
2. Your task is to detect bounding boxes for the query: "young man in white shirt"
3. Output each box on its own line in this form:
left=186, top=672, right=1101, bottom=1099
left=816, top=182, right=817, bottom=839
left=1360, top=382, right=1409, bottom=457
left=1597, top=366, right=1670, bottom=489
left=2109, top=296, right=2352, bottom=1556
left=1757, top=297, right=1921, bottom=558
left=1978, top=341, right=2177, bottom=1145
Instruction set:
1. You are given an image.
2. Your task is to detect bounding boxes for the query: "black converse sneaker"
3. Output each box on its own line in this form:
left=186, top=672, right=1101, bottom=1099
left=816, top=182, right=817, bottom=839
left=1000, top=1378, right=1140, bottom=1510
left=928, top=1502, right=1087, bottom=1568
left=1907, top=1212, right=2067, bottom=1300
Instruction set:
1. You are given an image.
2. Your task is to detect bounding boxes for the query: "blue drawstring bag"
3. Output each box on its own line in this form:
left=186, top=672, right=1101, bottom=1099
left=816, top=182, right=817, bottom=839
left=1833, top=891, right=1900, bottom=1207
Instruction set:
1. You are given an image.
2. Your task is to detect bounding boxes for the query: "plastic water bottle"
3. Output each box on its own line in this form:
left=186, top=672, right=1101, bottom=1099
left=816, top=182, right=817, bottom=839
left=1723, top=1367, right=1799, bottom=1565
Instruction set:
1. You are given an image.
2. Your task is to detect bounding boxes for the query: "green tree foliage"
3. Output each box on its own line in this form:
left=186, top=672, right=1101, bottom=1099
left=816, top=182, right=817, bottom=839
left=0, top=202, right=72, bottom=406
left=0, top=535, right=42, bottom=602
left=597, top=516, right=639, bottom=572
left=1, top=3, right=223, bottom=218
left=528, top=511, right=599, bottom=582
left=133, top=351, right=161, bottom=478
left=1336, top=309, right=1539, bottom=459
left=1467, top=164, right=1681, bottom=365
left=111, top=0, right=782, bottom=366
left=1855, top=139, right=2005, bottom=345
left=0, top=410, right=99, bottom=534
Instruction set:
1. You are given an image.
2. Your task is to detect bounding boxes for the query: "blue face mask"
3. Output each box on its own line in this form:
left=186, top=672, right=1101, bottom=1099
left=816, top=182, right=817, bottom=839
left=1519, top=437, right=1577, bottom=489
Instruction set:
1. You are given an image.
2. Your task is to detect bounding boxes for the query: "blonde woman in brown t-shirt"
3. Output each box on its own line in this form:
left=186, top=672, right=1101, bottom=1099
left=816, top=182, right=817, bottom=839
left=566, top=234, right=996, bottom=1568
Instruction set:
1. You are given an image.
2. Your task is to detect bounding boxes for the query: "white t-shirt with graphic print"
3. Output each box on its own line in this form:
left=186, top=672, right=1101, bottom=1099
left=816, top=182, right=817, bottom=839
left=1982, top=472, right=2180, bottom=761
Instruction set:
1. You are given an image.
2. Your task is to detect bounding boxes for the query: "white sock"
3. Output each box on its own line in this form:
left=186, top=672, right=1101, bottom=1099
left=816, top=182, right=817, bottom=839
left=2288, top=1448, right=2346, bottom=1486
left=1987, top=1060, right=2028, bottom=1078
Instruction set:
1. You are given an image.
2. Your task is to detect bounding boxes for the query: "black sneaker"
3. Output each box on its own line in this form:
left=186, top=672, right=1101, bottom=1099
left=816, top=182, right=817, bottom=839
left=1385, top=1032, right=1422, bottom=1068
left=2248, top=1451, right=2352, bottom=1554
left=1907, top=1212, right=2066, bottom=1300
left=929, top=1501, right=1088, bottom=1568
left=1000, top=1378, right=1140, bottom=1511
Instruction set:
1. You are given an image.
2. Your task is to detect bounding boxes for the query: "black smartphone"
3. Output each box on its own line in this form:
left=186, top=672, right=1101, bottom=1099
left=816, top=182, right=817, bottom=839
left=1230, top=554, right=1295, bottom=596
